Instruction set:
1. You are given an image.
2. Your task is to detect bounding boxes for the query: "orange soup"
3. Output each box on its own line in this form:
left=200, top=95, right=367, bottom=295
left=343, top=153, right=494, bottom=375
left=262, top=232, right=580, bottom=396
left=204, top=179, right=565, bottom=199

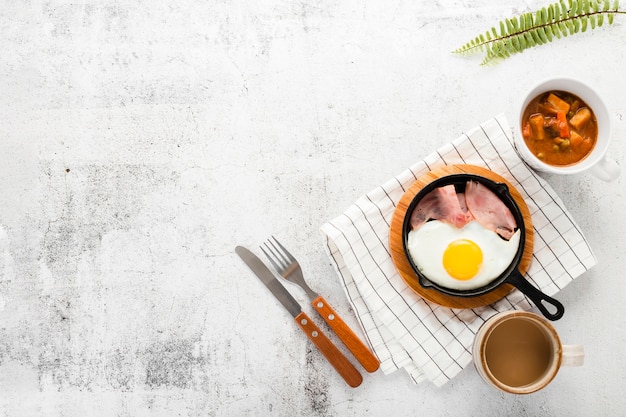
left=521, top=90, right=597, bottom=166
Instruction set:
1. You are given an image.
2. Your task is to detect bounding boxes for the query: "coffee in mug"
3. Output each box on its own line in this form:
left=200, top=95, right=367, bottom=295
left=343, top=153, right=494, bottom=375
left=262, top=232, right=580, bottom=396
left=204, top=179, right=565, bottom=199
left=473, top=311, right=583, bottom=394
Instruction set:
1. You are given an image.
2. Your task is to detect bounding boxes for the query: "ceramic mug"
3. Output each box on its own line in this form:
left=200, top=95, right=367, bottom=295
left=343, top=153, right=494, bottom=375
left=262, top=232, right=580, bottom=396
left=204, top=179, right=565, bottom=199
left=514, top=77, right=620, bottom=181
left=472, top=311, right=584, bottom=394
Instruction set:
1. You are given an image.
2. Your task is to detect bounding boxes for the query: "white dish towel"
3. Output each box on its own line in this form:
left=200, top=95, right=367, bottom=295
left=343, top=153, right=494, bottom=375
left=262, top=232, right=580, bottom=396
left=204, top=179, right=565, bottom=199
left=320, top=114, right=597, bottom=386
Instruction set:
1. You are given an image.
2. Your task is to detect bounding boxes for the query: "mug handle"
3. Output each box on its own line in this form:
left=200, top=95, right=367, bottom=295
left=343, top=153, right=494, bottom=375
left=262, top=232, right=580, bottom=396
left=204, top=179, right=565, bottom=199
left=506, top=271, right=565, bottom=321
left=561, top=344, right=584, bottom=367
left=590, top=156, right=620, bottom=181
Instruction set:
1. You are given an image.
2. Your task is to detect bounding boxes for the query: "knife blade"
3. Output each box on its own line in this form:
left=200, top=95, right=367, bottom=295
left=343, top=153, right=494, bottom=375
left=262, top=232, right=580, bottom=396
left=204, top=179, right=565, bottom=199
left=235, top=246, right=363, bottom=388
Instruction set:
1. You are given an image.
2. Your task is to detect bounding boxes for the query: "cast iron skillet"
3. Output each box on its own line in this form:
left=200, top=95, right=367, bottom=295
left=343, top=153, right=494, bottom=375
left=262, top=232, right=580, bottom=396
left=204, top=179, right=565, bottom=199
left=402, top=174, right=564, bottom=321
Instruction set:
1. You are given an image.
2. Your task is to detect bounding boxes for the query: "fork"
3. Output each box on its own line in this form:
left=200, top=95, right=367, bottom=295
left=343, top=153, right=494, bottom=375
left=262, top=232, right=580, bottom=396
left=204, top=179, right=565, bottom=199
left=262, top=236, right=380, bottom=373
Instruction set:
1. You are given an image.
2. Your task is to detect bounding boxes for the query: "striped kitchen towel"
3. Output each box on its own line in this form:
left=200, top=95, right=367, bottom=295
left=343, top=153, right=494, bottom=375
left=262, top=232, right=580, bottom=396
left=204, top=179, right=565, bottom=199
left=320, top=114, right=597, bottom=386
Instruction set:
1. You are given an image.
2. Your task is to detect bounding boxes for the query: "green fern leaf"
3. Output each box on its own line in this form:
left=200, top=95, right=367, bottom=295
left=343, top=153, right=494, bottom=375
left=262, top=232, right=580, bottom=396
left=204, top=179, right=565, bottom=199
left=506, top=18, right=515, bottom=33
left=581, top=15, right=589, bottom=30
left=511, top=36, right=520, bottom=51
left=522, top=14, right=531, bottom=29
left=453, top=0, right=623, bottom=64
left=553, top=2, right=561, bottom=20
left=592, top=0, right=600, bottom=12
left=512, top=16, right=520, bottom=30
left=518, top=33, right=528, bottom=49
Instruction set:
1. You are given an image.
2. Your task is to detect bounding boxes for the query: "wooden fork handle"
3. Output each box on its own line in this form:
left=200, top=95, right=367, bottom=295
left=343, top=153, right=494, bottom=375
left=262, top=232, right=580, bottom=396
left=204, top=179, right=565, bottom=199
left=294, top=311, right=363, bottom=388
left=311, top=296, right=380, bottom=373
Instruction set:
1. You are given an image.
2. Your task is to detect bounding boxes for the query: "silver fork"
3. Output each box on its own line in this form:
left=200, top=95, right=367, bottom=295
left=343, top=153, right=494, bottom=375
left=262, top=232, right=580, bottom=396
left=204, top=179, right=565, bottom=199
left=262, top=236, right=380, bottom=373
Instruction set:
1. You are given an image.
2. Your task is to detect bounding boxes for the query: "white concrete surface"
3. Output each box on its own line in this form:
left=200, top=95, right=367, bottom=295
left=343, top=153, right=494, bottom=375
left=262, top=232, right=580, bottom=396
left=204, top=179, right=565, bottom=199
left=1, top=0, right=624, bottom=416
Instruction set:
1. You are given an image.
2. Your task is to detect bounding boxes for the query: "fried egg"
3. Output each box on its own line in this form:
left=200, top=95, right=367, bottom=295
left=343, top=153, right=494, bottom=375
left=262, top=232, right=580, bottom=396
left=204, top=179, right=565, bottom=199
left=407, top=220, right=521, bottom=290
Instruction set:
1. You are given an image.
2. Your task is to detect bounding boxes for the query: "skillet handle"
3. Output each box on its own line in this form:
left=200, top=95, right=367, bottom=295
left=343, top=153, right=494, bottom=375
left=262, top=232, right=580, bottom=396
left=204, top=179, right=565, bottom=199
left=506, top=271, right=565, bottom=321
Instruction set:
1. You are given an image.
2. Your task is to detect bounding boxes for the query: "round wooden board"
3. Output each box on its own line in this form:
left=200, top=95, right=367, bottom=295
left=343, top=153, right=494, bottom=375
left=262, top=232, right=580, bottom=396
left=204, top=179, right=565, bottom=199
left=389, top=164, right=534, bottom=309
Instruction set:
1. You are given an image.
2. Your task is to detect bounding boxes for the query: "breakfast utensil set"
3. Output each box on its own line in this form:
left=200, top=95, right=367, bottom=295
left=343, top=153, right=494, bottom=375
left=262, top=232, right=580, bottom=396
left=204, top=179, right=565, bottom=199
left=236, top=237, right=380, bottom=388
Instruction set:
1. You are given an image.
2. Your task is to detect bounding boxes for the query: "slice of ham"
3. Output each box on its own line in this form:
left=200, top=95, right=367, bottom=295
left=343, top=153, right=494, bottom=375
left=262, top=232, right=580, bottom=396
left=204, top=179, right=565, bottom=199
left=409, top=180, right=518, bottom=240
left=457, top=191, right=468, bottom=213
left=464, top=181, right=517, bottom=240
left=409, top=184, right=473, bottom=230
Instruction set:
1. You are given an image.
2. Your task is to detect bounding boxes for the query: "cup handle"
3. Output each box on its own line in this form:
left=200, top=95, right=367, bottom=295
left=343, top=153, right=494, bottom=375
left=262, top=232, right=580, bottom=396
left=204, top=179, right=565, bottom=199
left=561, top=344, right=584, bottom=367
left=590, top=156, right=620, bottom=181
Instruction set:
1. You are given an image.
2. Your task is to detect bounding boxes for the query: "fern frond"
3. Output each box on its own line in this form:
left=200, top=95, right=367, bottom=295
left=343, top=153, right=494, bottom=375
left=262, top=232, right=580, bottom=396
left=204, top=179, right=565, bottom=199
left=453, top=0, right=624, bottom=65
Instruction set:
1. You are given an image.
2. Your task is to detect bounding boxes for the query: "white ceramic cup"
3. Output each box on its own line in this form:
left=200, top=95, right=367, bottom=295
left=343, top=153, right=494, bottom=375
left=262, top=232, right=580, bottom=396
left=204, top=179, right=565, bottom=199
left=473, top=311, right=584, bottom=394
left=514, top=77, right=620, bottom=181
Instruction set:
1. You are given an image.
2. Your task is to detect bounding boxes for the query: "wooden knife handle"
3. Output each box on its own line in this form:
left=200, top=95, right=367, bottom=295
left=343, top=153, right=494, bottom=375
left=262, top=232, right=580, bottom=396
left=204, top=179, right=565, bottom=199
left=311, top=296, right=380, bottom=373
left=294, top=311, right=363, bottom=388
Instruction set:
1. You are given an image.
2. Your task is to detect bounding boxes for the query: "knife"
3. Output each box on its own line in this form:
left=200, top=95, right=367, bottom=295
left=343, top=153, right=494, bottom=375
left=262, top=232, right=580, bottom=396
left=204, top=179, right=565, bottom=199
left=235, top=246, right=363, bottom=388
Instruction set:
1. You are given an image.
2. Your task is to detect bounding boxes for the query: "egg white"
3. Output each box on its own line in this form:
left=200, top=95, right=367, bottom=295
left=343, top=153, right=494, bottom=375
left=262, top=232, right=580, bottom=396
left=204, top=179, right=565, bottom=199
left=407, top=220, right=521, bottom=290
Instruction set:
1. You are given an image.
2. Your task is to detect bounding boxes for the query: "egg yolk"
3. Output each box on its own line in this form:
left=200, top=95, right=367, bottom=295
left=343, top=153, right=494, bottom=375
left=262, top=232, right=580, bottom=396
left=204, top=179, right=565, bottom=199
left=442, top=239, right=483, bottom=280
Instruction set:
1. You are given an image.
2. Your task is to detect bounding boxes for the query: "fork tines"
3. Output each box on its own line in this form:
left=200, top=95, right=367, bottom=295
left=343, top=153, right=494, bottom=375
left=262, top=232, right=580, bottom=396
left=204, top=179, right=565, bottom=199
left=260, top=236, right=292, bottom=274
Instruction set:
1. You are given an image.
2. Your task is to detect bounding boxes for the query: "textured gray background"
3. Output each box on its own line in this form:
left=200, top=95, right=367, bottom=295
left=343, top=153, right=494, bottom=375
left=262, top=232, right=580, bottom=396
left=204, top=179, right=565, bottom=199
left=1, top=0, right=625, bottom=416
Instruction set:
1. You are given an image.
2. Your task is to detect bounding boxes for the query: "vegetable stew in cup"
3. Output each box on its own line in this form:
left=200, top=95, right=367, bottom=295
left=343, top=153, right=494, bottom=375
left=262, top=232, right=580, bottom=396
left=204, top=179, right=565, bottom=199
left=514, top=77, right=620, bottom=181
